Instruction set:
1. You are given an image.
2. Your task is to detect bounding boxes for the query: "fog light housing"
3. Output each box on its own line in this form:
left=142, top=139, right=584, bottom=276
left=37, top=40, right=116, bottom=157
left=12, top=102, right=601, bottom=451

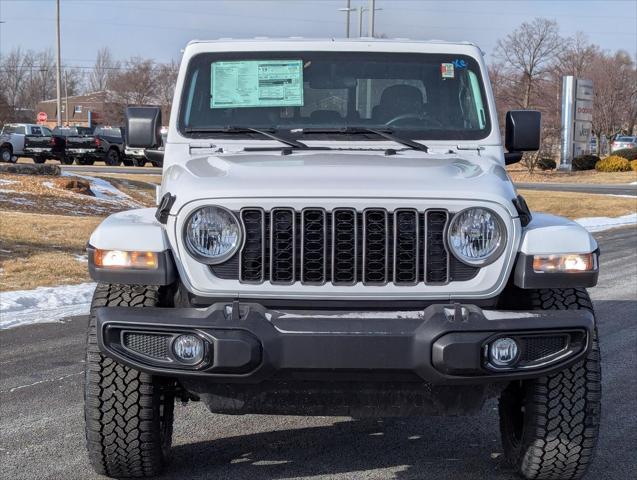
left=489, top=337, right=519, bottom=367
left=172, top=334, right=204, bottom=365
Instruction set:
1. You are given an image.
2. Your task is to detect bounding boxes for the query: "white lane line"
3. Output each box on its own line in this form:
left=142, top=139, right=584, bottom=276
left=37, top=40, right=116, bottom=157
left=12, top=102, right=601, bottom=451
left=2, top=371, right=83, bottom=394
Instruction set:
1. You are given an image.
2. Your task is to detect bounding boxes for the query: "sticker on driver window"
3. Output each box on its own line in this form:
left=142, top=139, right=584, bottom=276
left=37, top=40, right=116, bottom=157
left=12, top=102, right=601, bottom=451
left=211, top=60, right=304, bottom=108
left=441, top=63, right=455, bottom=79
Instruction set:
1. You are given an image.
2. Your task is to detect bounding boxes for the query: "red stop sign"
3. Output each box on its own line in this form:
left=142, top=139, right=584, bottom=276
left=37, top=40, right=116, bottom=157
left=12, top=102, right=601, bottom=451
left=37, top=112, right=48, bottom=123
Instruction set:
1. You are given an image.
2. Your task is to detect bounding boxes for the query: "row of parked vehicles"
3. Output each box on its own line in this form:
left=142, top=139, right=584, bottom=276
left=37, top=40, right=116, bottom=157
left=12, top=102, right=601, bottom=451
left=0, top=123, right=164, bottom=167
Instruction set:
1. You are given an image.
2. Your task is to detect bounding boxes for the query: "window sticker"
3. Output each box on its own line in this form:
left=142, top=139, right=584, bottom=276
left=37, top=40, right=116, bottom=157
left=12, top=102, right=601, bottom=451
left=452, top=59, right=468, bottom=70
left=441, top=63, right=455, bottom=79
left=211, top=60, right=304, bottom=108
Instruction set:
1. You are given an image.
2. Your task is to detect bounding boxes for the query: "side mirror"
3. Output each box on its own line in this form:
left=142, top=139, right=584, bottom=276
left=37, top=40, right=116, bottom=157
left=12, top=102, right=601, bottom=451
left=125, top=106, right=162, bottom=148
left=505, top=110, right=541, bottom=152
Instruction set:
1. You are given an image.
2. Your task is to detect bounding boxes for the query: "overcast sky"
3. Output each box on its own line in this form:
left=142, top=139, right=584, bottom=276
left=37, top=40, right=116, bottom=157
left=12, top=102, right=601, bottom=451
left=1, top=0, right=636, bottom=67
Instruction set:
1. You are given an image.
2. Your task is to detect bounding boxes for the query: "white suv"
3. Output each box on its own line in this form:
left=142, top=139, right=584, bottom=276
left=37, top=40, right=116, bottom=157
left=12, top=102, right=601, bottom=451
left=84, top=39, right=601, bottom=479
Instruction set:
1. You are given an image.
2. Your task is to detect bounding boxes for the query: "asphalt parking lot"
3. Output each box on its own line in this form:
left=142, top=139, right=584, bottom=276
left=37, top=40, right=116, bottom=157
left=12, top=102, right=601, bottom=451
left=0, top=227, right=636, bottom=480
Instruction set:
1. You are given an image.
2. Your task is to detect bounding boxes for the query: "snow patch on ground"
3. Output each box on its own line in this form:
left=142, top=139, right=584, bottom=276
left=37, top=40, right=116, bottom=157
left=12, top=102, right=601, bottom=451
left=61, top=172, right=139, bottom=207
left=0, top=178, right=18, bottom=185
left=575, top=213, right=637, bottom=232
left=0, top=283, right=96, bottom=330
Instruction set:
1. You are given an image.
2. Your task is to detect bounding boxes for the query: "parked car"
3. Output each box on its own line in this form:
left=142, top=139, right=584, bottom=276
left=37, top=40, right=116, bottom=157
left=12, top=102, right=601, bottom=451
left=52, top=126, right=96, bottom=165
left=85, top=39, right=602, bottom=480
left=93, top=126, right=126, bottom=166
left=611, top=135, right=637, bottom=152
left=0, top=123, right=61, bottom=163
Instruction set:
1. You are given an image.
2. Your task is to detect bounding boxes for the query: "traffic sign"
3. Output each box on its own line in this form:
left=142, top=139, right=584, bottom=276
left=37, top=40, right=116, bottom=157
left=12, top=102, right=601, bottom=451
left=37, top=112, right=48, bottom=123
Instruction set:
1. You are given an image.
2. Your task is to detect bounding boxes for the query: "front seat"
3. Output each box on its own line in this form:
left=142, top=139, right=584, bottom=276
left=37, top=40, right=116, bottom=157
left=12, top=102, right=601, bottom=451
left=372, top=85, right=425, bottom=124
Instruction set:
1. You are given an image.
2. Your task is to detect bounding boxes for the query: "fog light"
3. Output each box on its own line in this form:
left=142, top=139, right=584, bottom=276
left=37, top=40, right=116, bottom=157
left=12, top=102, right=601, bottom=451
left=172, top=334, right=204, bottom=364
left=490, top=337, right=519, bottom=366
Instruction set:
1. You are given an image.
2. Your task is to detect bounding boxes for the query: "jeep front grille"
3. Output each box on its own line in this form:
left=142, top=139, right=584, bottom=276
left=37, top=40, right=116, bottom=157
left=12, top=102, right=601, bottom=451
left=210, top=208, right=479, bottom=285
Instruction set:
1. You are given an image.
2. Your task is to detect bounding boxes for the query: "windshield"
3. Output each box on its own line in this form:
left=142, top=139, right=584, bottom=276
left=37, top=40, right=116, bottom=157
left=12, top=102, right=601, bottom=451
left=2, top=125, right=26, bottom=135
left=95, top=127, right=122, bottom=137
left=179, top=51, right=490, bottom=141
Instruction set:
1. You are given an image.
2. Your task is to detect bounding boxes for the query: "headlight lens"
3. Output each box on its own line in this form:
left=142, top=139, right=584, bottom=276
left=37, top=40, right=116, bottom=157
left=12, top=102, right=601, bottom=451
left=447, top=208, right=506, bottom=266
left=184, top=206, right=242, bottom=263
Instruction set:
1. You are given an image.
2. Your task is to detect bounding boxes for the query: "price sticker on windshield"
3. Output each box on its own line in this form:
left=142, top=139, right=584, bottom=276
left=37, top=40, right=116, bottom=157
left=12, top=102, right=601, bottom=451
left=441, top=63, right=455, bottom=79
left=211, top=60, right=304, bottom=108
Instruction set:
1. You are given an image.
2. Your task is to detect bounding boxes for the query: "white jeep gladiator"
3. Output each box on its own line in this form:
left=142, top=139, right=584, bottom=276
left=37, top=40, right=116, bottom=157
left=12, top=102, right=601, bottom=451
left=84, top=39, right=601, bottom=479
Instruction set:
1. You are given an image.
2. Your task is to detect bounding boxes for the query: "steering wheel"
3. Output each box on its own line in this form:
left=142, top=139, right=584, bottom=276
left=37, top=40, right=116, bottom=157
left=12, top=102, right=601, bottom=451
left=385, top=112, right=443, bottom=128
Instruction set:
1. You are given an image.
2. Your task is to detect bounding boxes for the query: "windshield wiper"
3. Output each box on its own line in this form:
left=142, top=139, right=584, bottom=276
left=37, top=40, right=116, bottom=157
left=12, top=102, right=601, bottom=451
left=184, top=126, right=309, bottom=150
left=302, top=126, right=428, bottom=152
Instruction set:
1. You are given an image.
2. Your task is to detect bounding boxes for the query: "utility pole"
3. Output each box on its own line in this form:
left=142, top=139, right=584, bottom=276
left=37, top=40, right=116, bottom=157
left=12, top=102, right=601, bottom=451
left=338, top=0, right=354, bottom=38
left=368, top=0, right=376, bottom=38
left=64, top=69, right=69, bottom=126
left=358, top=7, right=365, bottom=38
left=55, top=0, right=62, bottom=127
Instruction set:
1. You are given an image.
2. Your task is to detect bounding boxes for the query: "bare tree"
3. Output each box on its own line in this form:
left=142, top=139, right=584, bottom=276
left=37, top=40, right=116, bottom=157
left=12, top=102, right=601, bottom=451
left=0, top=48, right=32, bottom=115
left=88, top=47, right=118, bottom=92
left=494, top=18, right=564, bottom=109
left=109, top=57, right=157, bottom=105
left=155, top=60, right=179, bottom=106
left=588, top=50, right=637, bottom=146
left=557, top=32, right=599, bottom=78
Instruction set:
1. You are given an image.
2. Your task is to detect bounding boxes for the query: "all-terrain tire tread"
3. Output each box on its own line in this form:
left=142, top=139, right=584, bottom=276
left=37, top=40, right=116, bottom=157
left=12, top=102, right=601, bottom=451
left=500, top=288, right=601, bottom=480
left=84, top=283, right=173, bottom=478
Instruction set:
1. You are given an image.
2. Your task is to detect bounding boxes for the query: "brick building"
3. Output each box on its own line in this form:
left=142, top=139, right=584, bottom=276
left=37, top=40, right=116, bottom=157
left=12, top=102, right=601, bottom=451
left=35, top=91, right=170, bottom=129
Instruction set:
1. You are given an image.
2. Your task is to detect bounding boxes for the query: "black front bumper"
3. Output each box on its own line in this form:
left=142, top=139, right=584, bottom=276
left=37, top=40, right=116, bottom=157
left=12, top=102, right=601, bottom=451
left=96, top=302, right=593, bottom=386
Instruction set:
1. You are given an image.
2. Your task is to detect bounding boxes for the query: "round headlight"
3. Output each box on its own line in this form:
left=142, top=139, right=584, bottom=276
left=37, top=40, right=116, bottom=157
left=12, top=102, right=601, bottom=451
left=447, top=208, right=506, bottom=266
left=184, top=206, right=242, bottom=263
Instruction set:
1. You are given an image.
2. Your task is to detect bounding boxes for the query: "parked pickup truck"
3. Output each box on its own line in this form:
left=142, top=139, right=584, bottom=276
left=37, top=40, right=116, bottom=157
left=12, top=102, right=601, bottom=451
left=52, top=126, right=96, bottom=165
left=0, top=123, right=62, bottom=163
left=94, top=126, right=127, bottom=166
left=85, top=39, right=602, bottom=480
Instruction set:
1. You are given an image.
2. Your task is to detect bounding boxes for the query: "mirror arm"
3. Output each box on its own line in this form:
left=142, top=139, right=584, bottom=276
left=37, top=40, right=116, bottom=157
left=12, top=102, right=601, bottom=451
left=504, top=151, right=523, bottom=165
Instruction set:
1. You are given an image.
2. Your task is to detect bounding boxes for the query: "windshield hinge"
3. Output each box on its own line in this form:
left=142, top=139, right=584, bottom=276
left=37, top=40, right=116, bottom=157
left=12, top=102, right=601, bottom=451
left=455, top=145, right=486, bottom=155
left=189, top=142, right=222, bottom=154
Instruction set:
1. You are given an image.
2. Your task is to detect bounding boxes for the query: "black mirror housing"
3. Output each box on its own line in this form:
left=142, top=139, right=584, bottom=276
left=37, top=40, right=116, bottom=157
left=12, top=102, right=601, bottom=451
left=125, top=106, right=162, bottom=149
left=505, top=110, right=541, bottom=152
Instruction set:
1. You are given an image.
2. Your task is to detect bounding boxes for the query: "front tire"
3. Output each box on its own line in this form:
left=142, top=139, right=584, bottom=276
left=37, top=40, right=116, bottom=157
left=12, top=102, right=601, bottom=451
left=84, top=284, right=175, bottom=478
left=104, top=149, right=121, bottom=166
left=1, top=145, right=15, bottom=163
left=499, top=288, right=601, bottom=480
left=77, top=157, right=95, bottom=166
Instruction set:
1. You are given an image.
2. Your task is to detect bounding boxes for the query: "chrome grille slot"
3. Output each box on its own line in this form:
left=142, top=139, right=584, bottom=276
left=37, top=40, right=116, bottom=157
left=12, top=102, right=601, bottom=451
left=270, top=208, right=295, bottom=284
left=209, top=207, right=479, bottom=285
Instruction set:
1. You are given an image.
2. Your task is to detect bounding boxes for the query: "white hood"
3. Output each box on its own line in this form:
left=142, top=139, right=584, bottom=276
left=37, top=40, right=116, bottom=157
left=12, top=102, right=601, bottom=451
left=163, top=150, right=518, bottom=215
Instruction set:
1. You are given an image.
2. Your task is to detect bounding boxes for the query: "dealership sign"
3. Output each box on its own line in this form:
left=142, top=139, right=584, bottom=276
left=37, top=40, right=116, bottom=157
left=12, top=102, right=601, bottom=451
left=560, top=77, right=593, bottom=170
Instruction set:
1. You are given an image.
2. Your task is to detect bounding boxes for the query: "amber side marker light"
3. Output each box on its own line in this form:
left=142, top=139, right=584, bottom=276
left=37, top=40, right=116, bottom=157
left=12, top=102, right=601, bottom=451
left=94, top=249, right=158, bottom=269
left=532, top=253, right=595, bottom=273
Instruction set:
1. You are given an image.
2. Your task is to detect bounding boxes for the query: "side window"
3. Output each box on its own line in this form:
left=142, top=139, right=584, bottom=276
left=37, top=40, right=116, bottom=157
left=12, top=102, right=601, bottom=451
left=31, top=127, right=43, bottom=136
left=42, top=127, right=52, bottom=136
